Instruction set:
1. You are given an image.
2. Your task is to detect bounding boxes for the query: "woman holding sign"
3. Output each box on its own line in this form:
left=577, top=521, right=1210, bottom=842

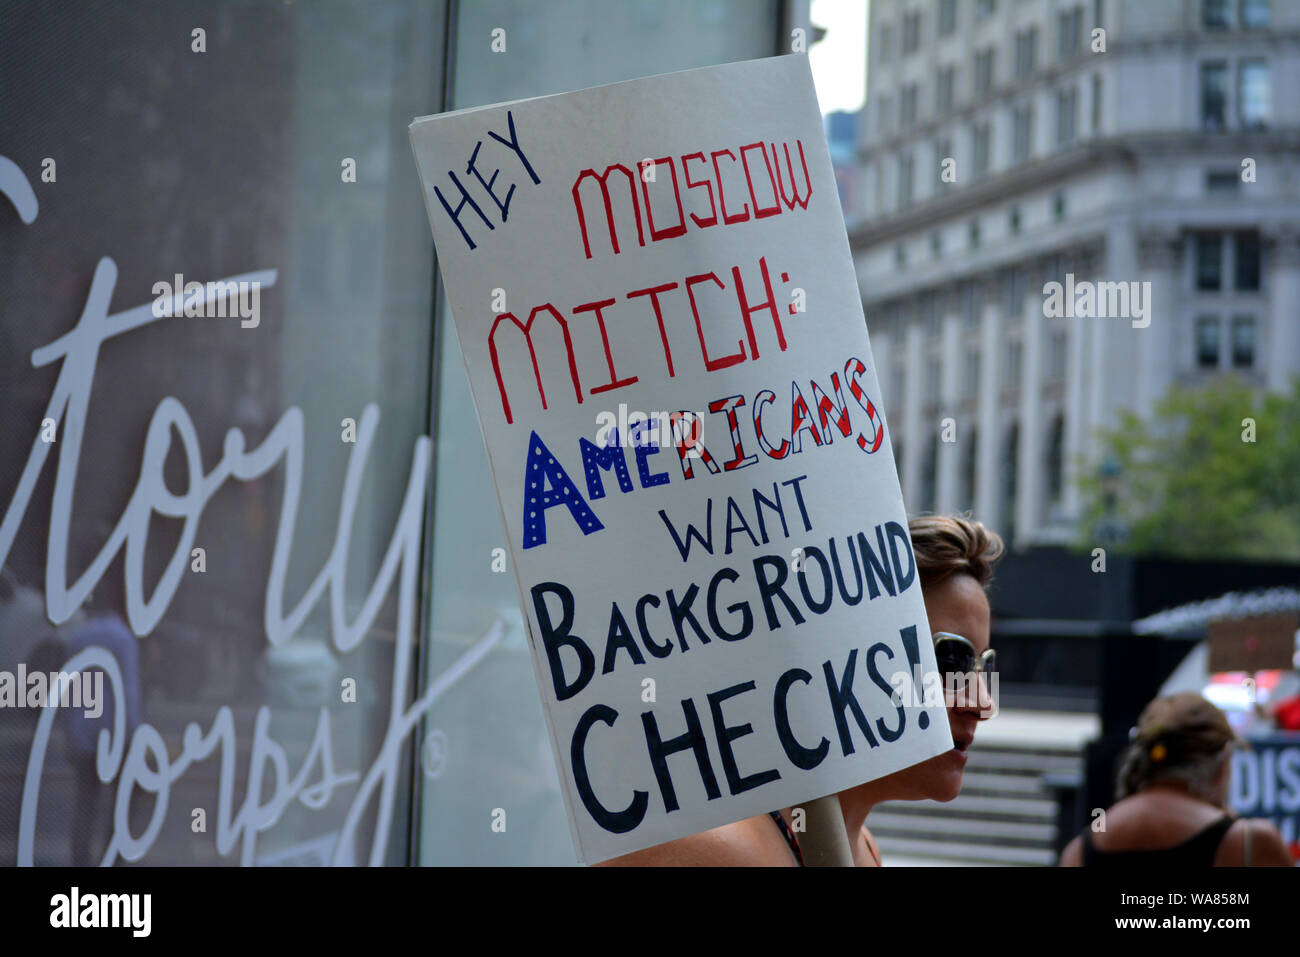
left=599, top=515, right=1003, bottom=867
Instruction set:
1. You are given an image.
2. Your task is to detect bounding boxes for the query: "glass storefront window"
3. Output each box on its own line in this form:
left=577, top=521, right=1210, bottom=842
left=2, top=0, right=783, bottom=870
left=1, top=0, right=447, bottom=866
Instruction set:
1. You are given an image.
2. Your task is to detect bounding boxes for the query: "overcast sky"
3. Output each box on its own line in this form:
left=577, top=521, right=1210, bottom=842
left=808, top=0, right=869, bottom=114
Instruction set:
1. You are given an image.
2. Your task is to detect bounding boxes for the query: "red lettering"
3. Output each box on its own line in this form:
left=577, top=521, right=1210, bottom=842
left=707, top=395, right=759, bottom=472
left=686, top=272, right=746, bottom=372
left=573, top=164, right=645, bottom=258
left=731, top=256, right=786, bottom=359
left=488, top=305, right=584, bottom=424
left=670, top=411, right=721, bottom=480
left=710, top=149, right=750, bottom=225
left=681, top=152, right=718, bottom=228
left=638, top=157, right=688, bottom=241
left=773, top=140, right=813, bottom=211
left=845, top=358, right=885, bottom=453
left=626, top=281, right=680, bottom=377
left=573, top=298, right=639, bottom=395
left=741, top=142, right=781, bottom=219
left=810, top=374, right=853, bottom=442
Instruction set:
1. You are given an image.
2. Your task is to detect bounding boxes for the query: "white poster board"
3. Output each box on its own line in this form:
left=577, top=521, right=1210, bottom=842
left=410, top=55, right=951, bottom=863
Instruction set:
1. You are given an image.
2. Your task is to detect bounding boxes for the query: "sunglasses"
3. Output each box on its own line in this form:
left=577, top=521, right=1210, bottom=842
left=932, top=632, right=997, bottom=716
left=932, top=632, right=996, bottom=678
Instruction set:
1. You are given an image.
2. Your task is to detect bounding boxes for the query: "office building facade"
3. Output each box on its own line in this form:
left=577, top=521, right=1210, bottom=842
left=853, top=0, right=1300, bottom=545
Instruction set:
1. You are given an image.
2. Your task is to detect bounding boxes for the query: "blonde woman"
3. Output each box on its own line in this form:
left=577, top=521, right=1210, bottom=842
left=599, top=515, right=1004, bottom=866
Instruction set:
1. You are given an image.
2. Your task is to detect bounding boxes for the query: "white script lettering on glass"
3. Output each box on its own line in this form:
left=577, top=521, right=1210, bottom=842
left=0, top=156, right=500, bottom=866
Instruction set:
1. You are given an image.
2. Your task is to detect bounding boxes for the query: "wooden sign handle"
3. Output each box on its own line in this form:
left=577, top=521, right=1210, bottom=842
left=797, top=794, right=855, bottom=866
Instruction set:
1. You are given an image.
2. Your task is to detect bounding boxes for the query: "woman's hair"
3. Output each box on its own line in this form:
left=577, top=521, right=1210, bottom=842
left=1115, top=742, right=1229, bottom=804
left=908, top=514, right=1005, bottom=590
left=1114, top=692, right=1237, bottom=802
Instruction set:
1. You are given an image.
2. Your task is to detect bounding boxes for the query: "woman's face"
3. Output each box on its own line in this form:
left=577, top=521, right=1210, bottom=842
left=886, top=572, right=992, bottom=802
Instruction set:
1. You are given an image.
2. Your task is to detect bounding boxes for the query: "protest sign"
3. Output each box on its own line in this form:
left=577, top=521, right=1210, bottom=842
left=409, top=55, right=952, bottom=863
left=1231, top=734, right=1300, bottom=847
left=1208, top=613, right=1298, bottom=674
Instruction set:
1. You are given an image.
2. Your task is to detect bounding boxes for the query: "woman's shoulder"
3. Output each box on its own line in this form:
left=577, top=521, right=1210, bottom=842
left=1059, top=831, right=1086, bottom=866
left=593, top=814, right=794, bottom=867
left=1094, top=791, right=1223, bottom=844
left=1215, top=817, right=1294, bottom=867
left=861, top=825, right=882, bottom=866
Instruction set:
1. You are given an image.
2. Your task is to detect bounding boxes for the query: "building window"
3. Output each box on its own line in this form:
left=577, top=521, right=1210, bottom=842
left=1058, top=7, right=1082, bottom=59
left=1239, top=60, right=1270, bottom=129
left=931, top=231, right=943, bottom=257
left=920, top=434, right=939, bottom=512
left=1196, top=315, right=1221, bottom=367
left=878, top=94, right=894, bottom=136
left=1015, top=27, right=1038, bottom=78
left=922, top=292, right=941, bottom=336
left=1002, top=267, right=1023, bottom=317
left=962, top=429, right=979, bottom=510
left=1048, top=330, right=1068, bottom=381
left=1001, top=423, right=1019, bottom=542
left=1235, top=231, right=1261, bottom=290
left=1195, top=234, right=1223, bottom=290
left=1094, top=0, right=1105, bottom=27
left=1056, top=86, right=1077, bottom=146
left=970, top=218, right=982, bottom=248
left=1091, top=73, right=1102, bottom=132
left=976, top=0, right=997, bottom=20
left=895, top=243, right=908, bottom=267
left=975, top=48, right=995, bottom=96
left=1241, top=0, right=1271, bottom=29
left=1231, top=316, right=1256, bottom=367
left=926, top=353, right=943, bottom=389
left=1052, top=190, right=1066, bottom=221
left=903, top=12, right=922, bottom=55
left=937, top=65, right=956, bottom=112
left=962, top=281, right=979, bottom=326
left=1201, top=62, right=1228, bottom=131
left=1203, top=0, right=1231, bottom=28
left=1013, top=104, right=1033, bottom=161
left=939, top=0, right=958, bottom=36
left=878, top=24, right=895, bottom=64
left=1207, top=170, right=1240, bottom=192
left=1046, top=413, right=1066, bottom=503
left=972, top=122, right=991, bottom=178
left=1005, top=338, right=1023, bottom=387
left=935, top=136, right=953, bottom=189
left=964, top=349, right=981, bottom=397
left=1009, top=205, right=1021, bottom=234
left=901, top=83, right=919, bottom=128
left=898, top=152, right=915, bottom=207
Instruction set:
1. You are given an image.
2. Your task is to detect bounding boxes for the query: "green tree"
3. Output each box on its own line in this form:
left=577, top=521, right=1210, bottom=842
left=1077, top=376, right=1300, bottom=560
